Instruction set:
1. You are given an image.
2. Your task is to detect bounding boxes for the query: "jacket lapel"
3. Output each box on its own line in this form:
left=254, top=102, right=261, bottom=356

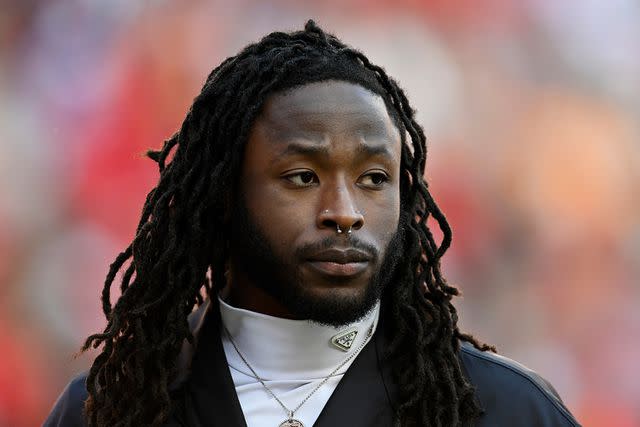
left=313, top=324, right=397, bottom=427
left=176, top=300, right=399, bottom=427
left=183, top=301, right=248, bottom=427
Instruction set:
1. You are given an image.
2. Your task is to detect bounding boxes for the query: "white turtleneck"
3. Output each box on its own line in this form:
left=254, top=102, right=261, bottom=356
left=218, top=297, right=380, bottom=427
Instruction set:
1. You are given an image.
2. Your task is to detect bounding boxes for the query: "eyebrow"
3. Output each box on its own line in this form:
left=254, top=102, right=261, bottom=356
left=277, top=141, right=395, bottom=162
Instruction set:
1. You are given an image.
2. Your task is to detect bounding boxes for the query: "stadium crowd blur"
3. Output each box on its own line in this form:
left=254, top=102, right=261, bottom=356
left=1, top=1, right=639, bottom=426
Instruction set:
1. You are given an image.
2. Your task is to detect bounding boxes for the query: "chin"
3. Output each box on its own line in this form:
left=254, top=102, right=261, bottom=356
left=309, top=284, right=365, bottom=304
left=285, top=274, right=381, bottom=327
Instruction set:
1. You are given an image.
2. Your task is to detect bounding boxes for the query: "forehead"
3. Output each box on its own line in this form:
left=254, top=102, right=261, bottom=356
left=255, top=80, right=400, bottom=142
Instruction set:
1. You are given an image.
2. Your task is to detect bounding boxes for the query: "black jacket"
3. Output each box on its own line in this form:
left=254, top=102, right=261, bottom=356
left=44, top=301, right=581, bottom=426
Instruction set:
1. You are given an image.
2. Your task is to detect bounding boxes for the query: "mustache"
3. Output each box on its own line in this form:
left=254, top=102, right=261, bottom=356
left=294, top=236, right=379, bottom=261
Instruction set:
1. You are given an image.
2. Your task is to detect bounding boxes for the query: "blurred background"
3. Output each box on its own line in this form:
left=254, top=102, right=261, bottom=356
left=1, top=0, right=639, bottom=425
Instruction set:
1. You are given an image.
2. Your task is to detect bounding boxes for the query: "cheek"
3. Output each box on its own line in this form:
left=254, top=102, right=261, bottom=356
left=361, top=193, right=401, bottom=246
left=382, top=206, right=401, bottom=243
left=241, top=179, right=309, bottom=248
left=367, top=189, right=400, bottom=224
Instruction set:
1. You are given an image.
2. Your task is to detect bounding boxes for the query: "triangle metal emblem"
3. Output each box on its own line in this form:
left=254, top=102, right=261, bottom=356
left=330, top=328, right=358, bottom=352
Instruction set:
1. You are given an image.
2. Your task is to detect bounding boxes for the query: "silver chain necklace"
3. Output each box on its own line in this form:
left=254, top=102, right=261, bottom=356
left=222, top=322, right=374, bottom=427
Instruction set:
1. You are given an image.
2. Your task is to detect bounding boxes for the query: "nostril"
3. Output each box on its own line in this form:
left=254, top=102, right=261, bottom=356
left=322, top=219, right=338, bottom=229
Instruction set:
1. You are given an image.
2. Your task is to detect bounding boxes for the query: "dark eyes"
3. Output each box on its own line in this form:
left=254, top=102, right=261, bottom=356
left=286, top=171, right=318, bottom=187
left=360, top=172, right=388, bottom=186
left=283, top=170, right=389, bottom=189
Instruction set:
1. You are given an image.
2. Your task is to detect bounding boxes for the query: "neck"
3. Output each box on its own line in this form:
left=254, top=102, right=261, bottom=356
left=219, top=296, right=381, bottom=378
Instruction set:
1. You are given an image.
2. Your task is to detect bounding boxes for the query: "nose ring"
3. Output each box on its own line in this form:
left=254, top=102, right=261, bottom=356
left=336, top=225, right=352, bottom=234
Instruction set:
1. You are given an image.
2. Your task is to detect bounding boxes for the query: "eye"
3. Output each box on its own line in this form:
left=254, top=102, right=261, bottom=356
left=359, top=171, right=390, bottom=188
left=284, top=170, right=318, bottom=187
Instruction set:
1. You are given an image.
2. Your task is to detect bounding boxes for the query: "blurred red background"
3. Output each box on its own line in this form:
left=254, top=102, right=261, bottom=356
left=1, top=1, right=639, bottom=426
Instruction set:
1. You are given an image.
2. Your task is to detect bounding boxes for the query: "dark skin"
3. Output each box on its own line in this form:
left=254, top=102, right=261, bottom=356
left=227, top=80, right=402, bottom=320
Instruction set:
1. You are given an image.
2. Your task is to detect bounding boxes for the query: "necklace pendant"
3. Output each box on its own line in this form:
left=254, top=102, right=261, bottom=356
left=279, top=419, right=304, bottom=427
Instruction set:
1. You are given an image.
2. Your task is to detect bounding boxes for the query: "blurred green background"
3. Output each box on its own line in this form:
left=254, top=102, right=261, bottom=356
left=1, top=1, right=639, bottom=426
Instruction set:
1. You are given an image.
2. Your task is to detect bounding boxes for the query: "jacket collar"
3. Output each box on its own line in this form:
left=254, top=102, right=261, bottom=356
left=173, top=299, right=397, bottom=426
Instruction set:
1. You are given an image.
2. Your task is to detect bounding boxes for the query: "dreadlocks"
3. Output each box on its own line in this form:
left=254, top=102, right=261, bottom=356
left=81, top=20, right=494, bottom=426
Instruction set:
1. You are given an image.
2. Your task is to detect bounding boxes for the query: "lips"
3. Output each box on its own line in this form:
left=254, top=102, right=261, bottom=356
left=305, top=248, right=372, bottom=277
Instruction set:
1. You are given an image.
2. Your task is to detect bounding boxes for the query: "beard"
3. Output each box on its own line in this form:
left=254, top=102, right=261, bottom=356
left=229, top=195, right=405, bottom=327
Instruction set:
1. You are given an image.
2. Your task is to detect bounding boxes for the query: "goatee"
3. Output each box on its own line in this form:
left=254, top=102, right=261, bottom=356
left=229, top=195, right=404, bottom=327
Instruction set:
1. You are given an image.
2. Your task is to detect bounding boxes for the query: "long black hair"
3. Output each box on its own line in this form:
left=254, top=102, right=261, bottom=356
left=82, top=20, right=494, bottom=426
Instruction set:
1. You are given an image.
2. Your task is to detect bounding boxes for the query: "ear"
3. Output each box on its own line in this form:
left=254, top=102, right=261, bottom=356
left=403, top=168, right=413, bottom=186
left=399, top=168, right=413, bottom=208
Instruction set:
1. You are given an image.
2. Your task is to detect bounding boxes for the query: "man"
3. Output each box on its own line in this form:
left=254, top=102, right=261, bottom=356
left=45, top=21, right=581, bottom=426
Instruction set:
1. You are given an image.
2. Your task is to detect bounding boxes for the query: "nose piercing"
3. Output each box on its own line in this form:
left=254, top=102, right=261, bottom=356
left=336, top=225, right=352, bottom=234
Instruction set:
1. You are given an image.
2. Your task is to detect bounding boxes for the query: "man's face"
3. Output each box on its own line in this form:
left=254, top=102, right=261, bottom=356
left=228, top=80, right=402, bottom=327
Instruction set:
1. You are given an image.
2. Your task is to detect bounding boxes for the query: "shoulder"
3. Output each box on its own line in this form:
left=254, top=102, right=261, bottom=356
left=458, top=342, right=581, bottom=427
left=41, top=304, right=211, bottom=427
left=43, top=372, right=89, bottom=427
